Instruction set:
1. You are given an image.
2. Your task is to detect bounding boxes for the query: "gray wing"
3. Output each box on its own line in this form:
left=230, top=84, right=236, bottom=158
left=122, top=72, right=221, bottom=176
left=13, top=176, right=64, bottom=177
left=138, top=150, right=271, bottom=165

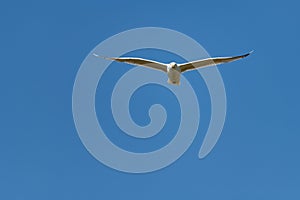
left=93, top=53, right=167, bottom=73
left=179, top=51, right=252, bottom=73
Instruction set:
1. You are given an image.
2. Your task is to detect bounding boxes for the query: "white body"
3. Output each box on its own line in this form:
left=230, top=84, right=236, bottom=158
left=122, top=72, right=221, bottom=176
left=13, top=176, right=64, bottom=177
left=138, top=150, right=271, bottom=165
left=167, top=62, right=181, bottom=85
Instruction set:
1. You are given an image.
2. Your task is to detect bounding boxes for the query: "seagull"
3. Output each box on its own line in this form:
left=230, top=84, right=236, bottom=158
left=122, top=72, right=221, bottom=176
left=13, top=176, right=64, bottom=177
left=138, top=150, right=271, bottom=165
left=93, top=51, right=252, bottom=85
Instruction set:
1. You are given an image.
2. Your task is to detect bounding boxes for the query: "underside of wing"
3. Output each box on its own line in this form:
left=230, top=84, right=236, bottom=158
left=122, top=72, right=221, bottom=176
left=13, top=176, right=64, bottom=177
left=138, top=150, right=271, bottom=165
left=179, top=51, right=252, bottom=73
left=93, top=54, right=167, bottom=73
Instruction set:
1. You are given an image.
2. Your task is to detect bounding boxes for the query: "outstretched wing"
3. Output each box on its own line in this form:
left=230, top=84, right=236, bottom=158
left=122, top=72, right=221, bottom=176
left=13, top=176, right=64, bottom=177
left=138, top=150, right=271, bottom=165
left=179, top=51, right=252, bottom=73
left=93, top=53, right=167, bottom=73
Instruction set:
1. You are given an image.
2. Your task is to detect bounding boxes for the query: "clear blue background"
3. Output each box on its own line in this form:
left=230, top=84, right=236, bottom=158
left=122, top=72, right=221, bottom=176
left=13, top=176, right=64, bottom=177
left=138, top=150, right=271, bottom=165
left=1, top=0, right=299, bottom=199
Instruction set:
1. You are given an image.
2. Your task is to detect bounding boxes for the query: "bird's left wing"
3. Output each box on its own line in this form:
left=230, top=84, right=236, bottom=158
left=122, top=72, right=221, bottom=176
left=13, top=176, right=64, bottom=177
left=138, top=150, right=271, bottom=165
left=93, top=54, right=167, bottom=73
left=179, top=51, right=252, bottom=73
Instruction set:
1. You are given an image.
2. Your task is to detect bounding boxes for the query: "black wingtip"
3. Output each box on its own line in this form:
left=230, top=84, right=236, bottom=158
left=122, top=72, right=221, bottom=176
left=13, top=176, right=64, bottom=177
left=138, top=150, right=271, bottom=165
left=244, top=50, right=254, bottom=57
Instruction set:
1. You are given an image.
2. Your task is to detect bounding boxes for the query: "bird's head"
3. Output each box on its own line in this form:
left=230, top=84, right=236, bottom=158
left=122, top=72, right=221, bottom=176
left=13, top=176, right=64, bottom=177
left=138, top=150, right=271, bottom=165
left=169, top=62, right=177, bottom=69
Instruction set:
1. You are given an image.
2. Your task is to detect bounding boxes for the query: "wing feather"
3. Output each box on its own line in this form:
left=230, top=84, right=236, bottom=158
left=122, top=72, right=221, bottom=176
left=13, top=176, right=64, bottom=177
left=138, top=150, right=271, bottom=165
left=93, top=54, right=167, bottom=73
left=179, top=51, right=252, bottom=73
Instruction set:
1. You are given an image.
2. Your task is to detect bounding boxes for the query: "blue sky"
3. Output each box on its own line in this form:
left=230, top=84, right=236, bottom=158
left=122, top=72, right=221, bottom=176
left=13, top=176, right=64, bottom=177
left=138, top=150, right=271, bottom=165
left=1, top=0, right=300, bottom=199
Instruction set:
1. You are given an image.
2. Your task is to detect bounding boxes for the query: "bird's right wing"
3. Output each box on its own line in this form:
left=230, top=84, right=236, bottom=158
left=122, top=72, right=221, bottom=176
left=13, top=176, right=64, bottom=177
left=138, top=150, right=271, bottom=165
left=179, top=51, right=252, bottom=73
left=93, top=54, right=167, bottom=73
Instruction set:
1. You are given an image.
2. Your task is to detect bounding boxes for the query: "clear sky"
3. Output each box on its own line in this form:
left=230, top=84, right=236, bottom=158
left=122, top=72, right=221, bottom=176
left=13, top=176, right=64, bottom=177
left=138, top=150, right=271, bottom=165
left=1, top=0, right=300, bottom=199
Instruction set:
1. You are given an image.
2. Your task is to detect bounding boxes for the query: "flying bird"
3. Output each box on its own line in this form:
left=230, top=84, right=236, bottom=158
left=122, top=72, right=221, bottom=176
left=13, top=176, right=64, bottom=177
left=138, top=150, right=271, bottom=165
left=93, top=51, right=252, bottom=85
